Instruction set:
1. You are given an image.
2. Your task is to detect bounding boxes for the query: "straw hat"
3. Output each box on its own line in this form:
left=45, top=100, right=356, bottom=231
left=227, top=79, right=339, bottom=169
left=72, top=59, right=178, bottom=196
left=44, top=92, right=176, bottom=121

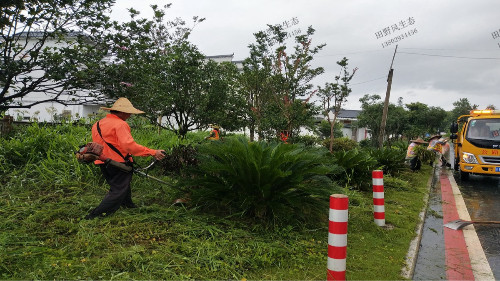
left=410, top=137, right=428, bottom=144
left=428, top=135, right=441, bottom=141
left=100, top=97, right=144, bottom=114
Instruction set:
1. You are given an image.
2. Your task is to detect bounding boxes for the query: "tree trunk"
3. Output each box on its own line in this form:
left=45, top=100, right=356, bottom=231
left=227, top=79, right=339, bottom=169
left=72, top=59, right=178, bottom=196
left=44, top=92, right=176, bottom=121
left=329, top=120, right=334, bottom=153
left=329, top=114, right=339, bottom=153
left=249, top=121, right=255, bottom=142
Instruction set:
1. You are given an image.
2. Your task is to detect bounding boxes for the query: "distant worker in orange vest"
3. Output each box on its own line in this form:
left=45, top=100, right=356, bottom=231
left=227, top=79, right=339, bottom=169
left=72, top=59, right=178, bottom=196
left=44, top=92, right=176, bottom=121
left=205, top=124, right=220, bottom=140
left=280, top=131, right=289, bottom=144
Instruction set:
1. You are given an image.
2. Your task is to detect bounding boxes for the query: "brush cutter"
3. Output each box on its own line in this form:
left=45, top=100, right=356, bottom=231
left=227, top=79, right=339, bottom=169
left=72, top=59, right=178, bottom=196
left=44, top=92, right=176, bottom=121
left=444, top=219, right=500, bottom=230
left=105, top=157, right=188, bottom=193
left=76, top=143, right=187, bottom=192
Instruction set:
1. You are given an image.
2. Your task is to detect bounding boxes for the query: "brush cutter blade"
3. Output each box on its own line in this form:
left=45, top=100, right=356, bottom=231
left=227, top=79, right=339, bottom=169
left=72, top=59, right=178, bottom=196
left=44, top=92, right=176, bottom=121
left=444, top=219, right=473, bottom=230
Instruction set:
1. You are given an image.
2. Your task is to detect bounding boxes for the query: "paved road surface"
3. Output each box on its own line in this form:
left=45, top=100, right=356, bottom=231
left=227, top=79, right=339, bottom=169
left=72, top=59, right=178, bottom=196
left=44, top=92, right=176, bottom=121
left=412, top=166, right=495, bottom=280
left=456, top=173, right=500, bottom=279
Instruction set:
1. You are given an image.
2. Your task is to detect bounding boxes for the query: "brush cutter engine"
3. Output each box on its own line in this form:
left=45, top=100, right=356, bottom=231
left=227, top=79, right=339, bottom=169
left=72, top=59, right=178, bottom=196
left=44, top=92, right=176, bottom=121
left=75, top=142, right=104, bottom=164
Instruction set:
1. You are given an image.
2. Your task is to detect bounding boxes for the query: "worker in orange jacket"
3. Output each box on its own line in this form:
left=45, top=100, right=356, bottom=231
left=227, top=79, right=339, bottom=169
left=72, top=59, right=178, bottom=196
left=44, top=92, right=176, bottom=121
left=205, top=124, right=220, bottom=140
left=85, top=97, right=165, bottom=220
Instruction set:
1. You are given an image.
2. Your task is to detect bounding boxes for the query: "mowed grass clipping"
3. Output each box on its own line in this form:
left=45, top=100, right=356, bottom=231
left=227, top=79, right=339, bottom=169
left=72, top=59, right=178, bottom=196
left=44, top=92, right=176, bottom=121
left=0, top=123, right=432, bottom=280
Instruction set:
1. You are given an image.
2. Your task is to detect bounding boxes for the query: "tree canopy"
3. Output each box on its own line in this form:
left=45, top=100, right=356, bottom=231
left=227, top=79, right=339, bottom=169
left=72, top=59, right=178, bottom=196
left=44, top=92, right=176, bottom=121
left=317, top=57, right=356, bottom=152
left=357, top=94, right=452, bottom=146
left=240, top=24, right=325, bottom=141
left=87, top=5, right=245, bottom=137
left=0, top=0, right=114, bottom=112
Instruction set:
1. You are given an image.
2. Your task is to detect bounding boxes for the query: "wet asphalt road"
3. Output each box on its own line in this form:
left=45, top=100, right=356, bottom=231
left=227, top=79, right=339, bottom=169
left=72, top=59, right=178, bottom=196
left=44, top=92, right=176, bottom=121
left=413, top=167, right=500, bottom=280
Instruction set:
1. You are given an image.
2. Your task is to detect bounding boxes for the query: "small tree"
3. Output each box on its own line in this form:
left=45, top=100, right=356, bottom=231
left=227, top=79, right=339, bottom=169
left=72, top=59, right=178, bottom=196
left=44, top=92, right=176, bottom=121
left=317, top=57, right=356, bottom=152
left=241, top=24, right=325, bottom=141
left=148, top=42, right=244, bottom=137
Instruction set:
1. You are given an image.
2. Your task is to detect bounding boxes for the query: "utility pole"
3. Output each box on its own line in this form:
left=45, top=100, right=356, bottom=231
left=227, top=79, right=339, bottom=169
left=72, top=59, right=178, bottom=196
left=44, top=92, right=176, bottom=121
left=378, top=45, right=398, bottom=148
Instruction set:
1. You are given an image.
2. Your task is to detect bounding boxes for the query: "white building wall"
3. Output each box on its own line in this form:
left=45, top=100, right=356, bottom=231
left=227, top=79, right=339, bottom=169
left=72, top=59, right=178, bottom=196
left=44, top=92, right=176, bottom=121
left=5, top=33, right=102, bottom=122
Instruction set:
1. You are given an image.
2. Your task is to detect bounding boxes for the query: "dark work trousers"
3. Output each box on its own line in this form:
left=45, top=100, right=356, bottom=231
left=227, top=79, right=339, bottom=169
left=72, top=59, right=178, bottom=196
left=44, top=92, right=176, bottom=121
left=88, top=164, right=134, bottom=217
left=409, top=156, right=421, bottom=171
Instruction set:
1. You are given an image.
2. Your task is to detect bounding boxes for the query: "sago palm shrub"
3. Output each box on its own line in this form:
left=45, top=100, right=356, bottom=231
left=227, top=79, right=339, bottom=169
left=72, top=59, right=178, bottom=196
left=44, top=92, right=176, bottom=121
left=368, top=147, right=407, bottom=176
left=180, top=136, right=341, bottom=226
left=329, top=148, right=378, bottom=191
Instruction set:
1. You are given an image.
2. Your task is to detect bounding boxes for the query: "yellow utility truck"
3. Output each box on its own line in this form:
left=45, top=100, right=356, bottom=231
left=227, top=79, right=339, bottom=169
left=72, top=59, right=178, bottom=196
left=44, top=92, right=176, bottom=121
left=450, top=109, right=500, bottom=180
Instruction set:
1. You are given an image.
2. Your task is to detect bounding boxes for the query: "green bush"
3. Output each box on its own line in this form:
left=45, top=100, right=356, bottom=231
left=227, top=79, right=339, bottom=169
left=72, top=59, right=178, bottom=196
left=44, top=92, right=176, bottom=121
left=329, top=148, right=377, bottom=191
left=413, top=144, right=435, bottom=164
left=390, top=140, right=409, bottom=152
left=358, top=138, right=374, bottom=148
left=291, top=134, right=321, bottom=146
left=368, top=147, right=407, bottom=176
left=322, top=137, right=359, bottom=151
left=180, top=136, right=341, bottom=226
left=316, top=120, right=343, bottom=139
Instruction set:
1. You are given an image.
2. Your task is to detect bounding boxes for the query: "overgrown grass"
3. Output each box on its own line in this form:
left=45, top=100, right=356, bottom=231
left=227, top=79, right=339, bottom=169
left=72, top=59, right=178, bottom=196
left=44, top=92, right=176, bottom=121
left=0, top=122, right=432, bottom=280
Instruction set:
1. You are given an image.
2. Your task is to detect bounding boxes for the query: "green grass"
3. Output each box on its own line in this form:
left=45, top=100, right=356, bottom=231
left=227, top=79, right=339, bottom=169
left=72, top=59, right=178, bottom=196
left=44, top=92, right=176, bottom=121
left=346, top=165, right=431, bottom=280
left=0, top=123, right=432, bottom=280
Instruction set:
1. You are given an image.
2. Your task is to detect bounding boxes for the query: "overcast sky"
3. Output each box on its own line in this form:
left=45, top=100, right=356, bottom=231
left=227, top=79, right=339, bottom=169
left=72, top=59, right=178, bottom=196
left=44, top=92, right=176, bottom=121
left=110, top=0, right=500, bottom=111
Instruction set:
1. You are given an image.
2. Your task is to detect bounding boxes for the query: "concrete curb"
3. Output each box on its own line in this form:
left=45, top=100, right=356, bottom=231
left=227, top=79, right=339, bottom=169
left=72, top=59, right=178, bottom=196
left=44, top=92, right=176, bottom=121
left=400, top=165, right=436, bottom=279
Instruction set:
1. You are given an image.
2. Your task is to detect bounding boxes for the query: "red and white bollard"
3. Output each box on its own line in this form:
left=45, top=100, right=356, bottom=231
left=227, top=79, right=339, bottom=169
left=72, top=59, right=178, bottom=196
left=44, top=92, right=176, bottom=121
left=372, top=170, right=385, bottom=226
left=327, top=194, right=348, bottom=281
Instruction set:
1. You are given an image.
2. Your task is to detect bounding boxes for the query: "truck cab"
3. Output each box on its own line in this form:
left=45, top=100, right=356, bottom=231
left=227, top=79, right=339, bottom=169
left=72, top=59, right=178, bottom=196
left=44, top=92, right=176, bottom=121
left=450, top=109, right=500, bottom=180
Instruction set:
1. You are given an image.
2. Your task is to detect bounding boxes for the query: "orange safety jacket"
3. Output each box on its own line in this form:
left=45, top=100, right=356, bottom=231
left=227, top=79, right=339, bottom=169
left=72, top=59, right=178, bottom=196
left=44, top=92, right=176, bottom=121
left=208, top=129, right=219, bottom=140
left=92, top=114, right=156, bottom=164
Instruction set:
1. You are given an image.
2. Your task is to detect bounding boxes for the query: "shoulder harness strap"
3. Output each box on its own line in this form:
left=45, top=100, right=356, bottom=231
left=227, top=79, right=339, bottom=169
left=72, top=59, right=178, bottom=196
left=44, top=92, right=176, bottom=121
left=97, top=121, right=128, bottom=161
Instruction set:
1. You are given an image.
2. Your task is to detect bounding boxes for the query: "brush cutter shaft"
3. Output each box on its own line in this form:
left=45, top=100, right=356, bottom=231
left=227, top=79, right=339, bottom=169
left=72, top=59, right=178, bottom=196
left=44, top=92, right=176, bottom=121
left=133, top=170, right=187, bottom=192
left=104, top=156, right=186, bottom=192
left=134, top=170, right=166, bottom=183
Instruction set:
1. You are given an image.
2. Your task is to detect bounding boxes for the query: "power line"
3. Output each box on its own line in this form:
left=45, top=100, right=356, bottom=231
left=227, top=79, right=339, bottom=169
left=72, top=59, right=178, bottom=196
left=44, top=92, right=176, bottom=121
left=399, top=47, right=494, bottom=52
left=398, top=51, right=500, bottom=60
left=317, top=47, right=500, bottom=59
left=316, top=49, right=387, bottom=58
left=351, top=75, right=386, bottom=85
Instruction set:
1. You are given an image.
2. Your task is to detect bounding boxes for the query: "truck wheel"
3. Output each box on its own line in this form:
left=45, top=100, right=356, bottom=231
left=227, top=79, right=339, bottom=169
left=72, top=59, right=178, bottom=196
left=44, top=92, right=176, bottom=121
left=460, top=170, right=469, bottom=181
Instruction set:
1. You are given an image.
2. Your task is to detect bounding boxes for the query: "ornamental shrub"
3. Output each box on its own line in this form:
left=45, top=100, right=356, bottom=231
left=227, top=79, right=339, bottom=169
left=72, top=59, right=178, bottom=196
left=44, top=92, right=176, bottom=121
left=322, top=136, right=359, bottom=152
left=329, top=148, right=378, bottom=191
left=368, top=147, right=407, bottom=176
left=180, top=136, right=341, bottom=226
